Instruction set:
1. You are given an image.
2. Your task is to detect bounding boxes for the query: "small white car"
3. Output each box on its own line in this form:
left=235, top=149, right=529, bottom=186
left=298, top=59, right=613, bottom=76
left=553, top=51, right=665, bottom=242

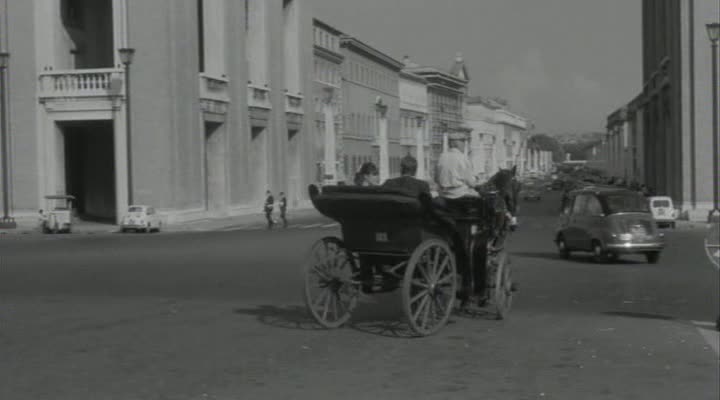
left=648, top=196, right=676, bottom=228
left=120, top=205, right=162, bottom=233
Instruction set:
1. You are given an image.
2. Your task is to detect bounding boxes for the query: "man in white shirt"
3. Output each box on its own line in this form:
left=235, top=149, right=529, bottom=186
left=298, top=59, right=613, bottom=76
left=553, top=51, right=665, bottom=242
left=435, top=132, right=478, bottom=199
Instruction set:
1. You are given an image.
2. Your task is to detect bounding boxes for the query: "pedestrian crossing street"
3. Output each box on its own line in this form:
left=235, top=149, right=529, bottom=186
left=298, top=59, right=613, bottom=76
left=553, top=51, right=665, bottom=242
left=220, top=222, right=339, bottom=232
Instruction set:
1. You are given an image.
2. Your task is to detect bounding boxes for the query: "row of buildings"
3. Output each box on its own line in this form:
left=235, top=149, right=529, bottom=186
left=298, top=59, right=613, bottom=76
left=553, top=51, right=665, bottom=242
left=590, top=0, right=719, bottom=221
left=0, top=0, right=552, bottom=226
left=311, top=20, right=552, bottom=189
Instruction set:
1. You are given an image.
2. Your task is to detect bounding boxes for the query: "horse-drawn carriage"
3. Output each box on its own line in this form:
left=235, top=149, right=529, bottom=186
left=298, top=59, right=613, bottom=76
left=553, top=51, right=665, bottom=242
left=303, top=184, right=515, bottom=336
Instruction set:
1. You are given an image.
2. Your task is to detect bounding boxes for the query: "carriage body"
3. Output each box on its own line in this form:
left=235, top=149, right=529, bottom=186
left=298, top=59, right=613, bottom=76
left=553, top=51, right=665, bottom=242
left=303, top=185, right=512, bottom=336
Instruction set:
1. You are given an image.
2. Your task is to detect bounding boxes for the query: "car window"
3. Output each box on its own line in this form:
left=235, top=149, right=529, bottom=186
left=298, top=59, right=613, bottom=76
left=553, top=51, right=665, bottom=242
left=147, top=208, right=155, bottom=215
left=128, top=206, right=144, bottom=212
left=652, top=199, right=670, bottom=208
left=604, top=193, right=650, bottom=214
left=572, top=195, right=588, bottom=215
left=586, top=195, right=603, bottom=216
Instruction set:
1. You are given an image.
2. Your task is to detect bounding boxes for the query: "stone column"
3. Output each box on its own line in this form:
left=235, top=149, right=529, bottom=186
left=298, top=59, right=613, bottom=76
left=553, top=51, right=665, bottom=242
left=375, top=100, right=389, bottom=182
left=323, top=89, right=337, bottom=185
left=415, top=116, right=426, bottom=179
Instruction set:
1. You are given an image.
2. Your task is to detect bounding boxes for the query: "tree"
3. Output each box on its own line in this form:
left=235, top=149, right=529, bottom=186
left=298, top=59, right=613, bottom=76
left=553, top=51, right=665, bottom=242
left=528, top=134, right=564, bottom=162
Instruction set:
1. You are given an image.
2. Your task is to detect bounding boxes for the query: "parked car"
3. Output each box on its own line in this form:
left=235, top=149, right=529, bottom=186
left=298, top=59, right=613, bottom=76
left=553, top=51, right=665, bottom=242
left=555, top=187, right=664, bottom=263
left=648, top=196, right=677, bottom=228
left=40, top=195, right=75, bottom=234
left=120, top=205, right=162, bottom=233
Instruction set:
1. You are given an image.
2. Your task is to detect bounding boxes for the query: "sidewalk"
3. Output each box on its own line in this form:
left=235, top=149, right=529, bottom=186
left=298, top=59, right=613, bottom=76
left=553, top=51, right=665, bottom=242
left=0, top=207, right=326, bottom=236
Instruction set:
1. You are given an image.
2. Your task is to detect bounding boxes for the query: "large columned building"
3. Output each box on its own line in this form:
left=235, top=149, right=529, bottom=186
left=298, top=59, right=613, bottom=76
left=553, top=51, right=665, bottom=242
left=0, top=0, right=314, bottom=225
left=404, top=55, right=469, bottom=174
left=339, top=35, right=404, bottom=183
left=603, top=0, right=719, bottom=220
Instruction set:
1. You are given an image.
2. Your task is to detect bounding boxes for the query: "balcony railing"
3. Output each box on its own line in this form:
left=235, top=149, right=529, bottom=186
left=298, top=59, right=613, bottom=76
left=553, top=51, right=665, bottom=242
left=38, top=68, right=124, bottom=99
left=199, top=73, right=230, bottom=103
left=285, top=93, right=304, bottom=115
left=248, top=84, right=271, bottom=110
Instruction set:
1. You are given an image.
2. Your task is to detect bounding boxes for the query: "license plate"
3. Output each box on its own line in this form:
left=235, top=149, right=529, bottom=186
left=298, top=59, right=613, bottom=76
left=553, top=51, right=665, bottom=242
left=631, top=226, right=646, bottom=237
left=375, top=232, right=388, bottom=242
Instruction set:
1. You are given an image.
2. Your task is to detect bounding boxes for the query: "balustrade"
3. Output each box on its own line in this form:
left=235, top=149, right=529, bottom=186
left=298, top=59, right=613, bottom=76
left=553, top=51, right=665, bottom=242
left=39, top=69, right=123, bottom=99
left=248, top=85, right=272, bottom=109
left=285, top=93, right=304, bottom=114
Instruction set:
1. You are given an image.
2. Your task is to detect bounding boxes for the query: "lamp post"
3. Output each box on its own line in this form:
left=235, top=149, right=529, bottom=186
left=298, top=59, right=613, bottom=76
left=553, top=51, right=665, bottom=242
left=0, top=52, right=15, bottom=229
left=706, top=23, right=720, bottom=221
left=375, top=98, right=389, bottom=182
left=119, top=48, right=136, bottom=205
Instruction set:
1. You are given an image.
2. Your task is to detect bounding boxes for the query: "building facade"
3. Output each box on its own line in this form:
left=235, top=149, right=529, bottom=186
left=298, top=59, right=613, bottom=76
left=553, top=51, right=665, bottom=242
left=601, top=0, right=719, bottom=220
left=0, top=0, right=315, bottom=225
left=464, top=97, right=532, bottom=180
left=339, top=35, right=404, bottom=183
left=311, top=18, right=343, bottom=184
left=399, top=69, right=430, bottom=179
left=404, top=55, right=469, bottom=174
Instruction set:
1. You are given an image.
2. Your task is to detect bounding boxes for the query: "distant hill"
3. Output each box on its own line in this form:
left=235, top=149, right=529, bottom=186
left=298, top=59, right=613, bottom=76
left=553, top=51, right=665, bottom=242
left=550, top=132, right=605, bottom=145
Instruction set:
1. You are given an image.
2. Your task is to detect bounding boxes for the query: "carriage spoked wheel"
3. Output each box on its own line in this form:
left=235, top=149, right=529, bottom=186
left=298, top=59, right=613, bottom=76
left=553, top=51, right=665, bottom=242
left=402, top=239, right=458, bottom=336
left=488, top=251, right=514, bottom=320
left=303, top=236, right=361, bottom=329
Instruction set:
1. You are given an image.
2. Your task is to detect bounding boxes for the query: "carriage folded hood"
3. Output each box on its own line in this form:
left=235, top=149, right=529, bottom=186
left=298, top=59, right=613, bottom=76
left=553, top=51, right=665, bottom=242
left=310, top=185, right=427, bottom=221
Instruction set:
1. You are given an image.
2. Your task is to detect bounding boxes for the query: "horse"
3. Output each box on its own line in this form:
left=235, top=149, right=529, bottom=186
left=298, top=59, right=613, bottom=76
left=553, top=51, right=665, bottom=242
left=487, top=166, right=521, bottom=217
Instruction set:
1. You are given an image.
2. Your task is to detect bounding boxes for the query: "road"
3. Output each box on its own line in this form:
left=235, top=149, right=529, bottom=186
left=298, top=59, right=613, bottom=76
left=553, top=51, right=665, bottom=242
left=1, top=191, right=718, bottom=400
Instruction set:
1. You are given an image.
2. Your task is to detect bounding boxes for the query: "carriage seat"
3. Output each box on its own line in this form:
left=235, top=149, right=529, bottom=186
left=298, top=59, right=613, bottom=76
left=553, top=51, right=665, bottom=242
left=436, top=194, right=497, bottom=222
left=310, top=185, right=431, bottom=221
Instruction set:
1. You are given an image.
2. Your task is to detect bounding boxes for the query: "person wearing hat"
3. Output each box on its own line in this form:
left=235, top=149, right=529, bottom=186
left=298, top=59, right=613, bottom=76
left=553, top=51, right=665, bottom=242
left=434, top=131, right=478, bottom=200
left=382, top=155, right=431, bottom=197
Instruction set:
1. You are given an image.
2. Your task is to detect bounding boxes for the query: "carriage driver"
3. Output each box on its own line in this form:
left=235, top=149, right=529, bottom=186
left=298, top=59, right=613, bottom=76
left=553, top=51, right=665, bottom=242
left=434, top=131, right=478, bottom=202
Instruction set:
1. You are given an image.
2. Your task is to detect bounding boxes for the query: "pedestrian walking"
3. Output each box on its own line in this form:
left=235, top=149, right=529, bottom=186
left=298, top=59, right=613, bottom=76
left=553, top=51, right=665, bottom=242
left=264, top=190, right=275, bottom=230
left=279, top=192, right=288, bottom=228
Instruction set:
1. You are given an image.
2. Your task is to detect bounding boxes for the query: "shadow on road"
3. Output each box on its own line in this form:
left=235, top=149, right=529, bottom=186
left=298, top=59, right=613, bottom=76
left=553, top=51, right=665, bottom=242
left=511, top=251, right=563, bottom=261
left=233, top=304, right=326, bottom=331
left=349, top=319, right=420, bottom=338
left=601, top=311, right=676, bottom=321
left=511, top=251, right=645, bottom=265
left=233, top=301, right=505, bottom=338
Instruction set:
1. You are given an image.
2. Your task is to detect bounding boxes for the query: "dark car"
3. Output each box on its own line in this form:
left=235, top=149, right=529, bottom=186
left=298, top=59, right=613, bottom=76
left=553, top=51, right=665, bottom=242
left=551, top=180, right=564, bottom=190
left=555, top=187, right=664, bottom=263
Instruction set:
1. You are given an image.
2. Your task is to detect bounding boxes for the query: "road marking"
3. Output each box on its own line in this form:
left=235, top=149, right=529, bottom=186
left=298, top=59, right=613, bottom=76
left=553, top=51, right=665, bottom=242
left=321, top=223, right=339, bottom=228
left=691, top=320, right=719, bottom=356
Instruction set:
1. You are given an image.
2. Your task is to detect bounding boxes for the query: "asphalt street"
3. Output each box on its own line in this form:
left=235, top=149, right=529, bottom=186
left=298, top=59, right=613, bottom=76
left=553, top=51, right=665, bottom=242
left=1, top=191, right=718, bottom=400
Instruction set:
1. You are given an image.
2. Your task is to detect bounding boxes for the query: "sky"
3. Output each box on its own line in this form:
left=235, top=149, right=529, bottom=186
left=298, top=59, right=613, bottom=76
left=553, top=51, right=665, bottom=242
left=309, top=0, right=643, bottom=134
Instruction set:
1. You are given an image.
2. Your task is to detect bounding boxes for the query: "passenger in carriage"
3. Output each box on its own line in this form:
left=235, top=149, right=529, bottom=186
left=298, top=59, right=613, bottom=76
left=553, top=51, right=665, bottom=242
left=381, top=155, right=431, bottom=197
left=353, top=162, right=380, bottom=186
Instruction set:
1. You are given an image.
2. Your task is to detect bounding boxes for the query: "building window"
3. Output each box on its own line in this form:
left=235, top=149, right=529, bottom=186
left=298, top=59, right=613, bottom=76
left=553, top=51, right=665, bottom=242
left=198, top=0, right=205, bottom=72
left=62, top=0, right=85, bottom=30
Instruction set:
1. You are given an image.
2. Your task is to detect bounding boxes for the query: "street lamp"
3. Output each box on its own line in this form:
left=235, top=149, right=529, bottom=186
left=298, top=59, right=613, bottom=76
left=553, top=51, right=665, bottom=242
left=706, top=23, right=720, bottom=222
left=118, top=47, right=136, bottom=205
left=0, top=51, right=15, bottom=229
left=705, top=22, right=720, bottom=332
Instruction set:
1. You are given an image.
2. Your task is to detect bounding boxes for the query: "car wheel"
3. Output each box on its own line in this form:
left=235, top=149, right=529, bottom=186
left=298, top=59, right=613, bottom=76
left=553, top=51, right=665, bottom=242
left=670, top=222, right=676, bottom=229
left=645, top=252, right=660, bottom=264
left=557, top=236, right=570, bottom=259
left=592, top=241, right=609, bottom=263
left=121, top=228, right=127, bottom=233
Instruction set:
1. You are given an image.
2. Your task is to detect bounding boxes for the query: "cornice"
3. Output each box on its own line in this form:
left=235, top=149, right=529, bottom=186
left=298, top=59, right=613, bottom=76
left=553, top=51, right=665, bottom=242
left=340, top=35, right=404, bottom=71
left=314, top=46, right=344, bottom=64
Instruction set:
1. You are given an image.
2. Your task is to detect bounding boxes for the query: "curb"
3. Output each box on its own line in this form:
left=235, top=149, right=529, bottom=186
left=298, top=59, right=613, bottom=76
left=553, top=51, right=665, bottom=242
left=0, top=208, right=326, bottom=236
